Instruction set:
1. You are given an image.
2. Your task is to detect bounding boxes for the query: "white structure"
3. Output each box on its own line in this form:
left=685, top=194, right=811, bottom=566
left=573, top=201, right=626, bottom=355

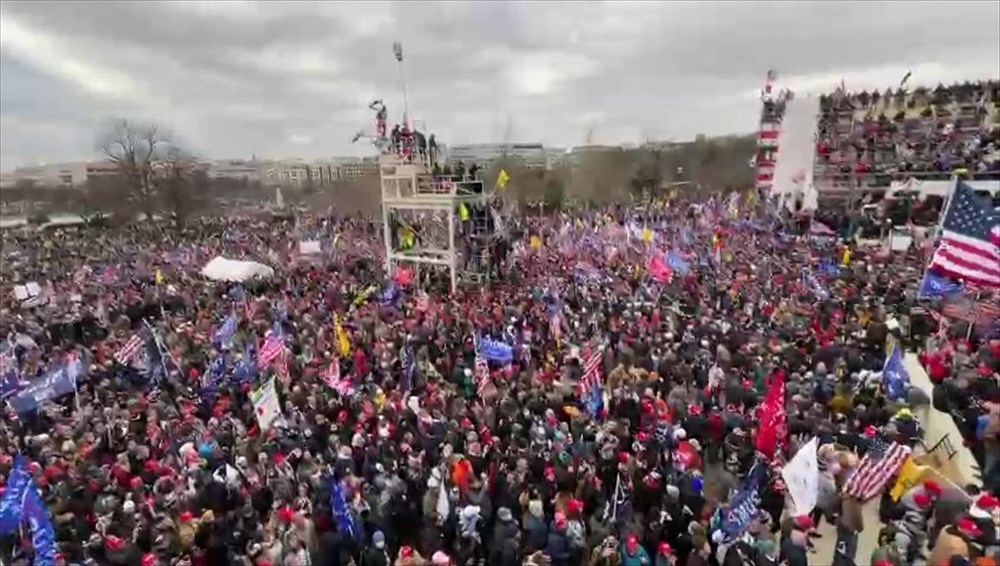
left=333, top=157, right=380, bottom=180
left=770, top=95, right=821, bottom=211
left=564, top=144, right=625, bottom=168
left=447, top=143, right=547, bottom=168
left=0, top=160, right=118, bottom=190
left=206, top=159, right=261, bottom=183
left=380, top=154, right=491, bottom=293
left=263, top=160, right=312, bottom=187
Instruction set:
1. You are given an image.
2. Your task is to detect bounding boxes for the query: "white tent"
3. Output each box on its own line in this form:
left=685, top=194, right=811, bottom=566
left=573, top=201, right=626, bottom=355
left=200, top=257, right=274, bottom=282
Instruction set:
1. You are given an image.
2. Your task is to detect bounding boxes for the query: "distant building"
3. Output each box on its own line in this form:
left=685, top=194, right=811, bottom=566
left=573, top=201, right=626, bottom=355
left=331, top=157, right=380, bottom=180
left=263, top=160, right=314, bottom=188
left=564, top=144, right=625, bottom=167
left=207, top=159, right=261, bottom=183
left=447, top=143, right=547, bottom=169
left=0, top=160, right=119, bottom=190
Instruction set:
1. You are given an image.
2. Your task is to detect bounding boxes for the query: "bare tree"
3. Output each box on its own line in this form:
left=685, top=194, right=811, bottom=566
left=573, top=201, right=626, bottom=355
left=156, top=148, right=206, bottom=227
left=97, top=119, right=165, bottom=219
left=73, top=176, right=133, bottom=222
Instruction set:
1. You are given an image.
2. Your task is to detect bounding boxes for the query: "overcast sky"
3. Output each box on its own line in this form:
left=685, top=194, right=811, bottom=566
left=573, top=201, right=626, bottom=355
left=1, top=1, right=998, bottom=168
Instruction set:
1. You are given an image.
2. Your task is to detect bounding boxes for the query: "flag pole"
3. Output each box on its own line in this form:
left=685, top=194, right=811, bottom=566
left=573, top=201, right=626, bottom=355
left=917, top=173, right=960, bottom=298
left=611, top=471, right=621, bottom=522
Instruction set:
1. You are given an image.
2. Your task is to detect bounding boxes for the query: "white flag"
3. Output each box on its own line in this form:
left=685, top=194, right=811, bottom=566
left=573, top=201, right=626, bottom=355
left=436, top=479, right=450, bottom=520
left=782, top=437, right=819, bottom=515
left=250, top=378, right=285, bottom=431
left=298, top=240, right=322, bottom=256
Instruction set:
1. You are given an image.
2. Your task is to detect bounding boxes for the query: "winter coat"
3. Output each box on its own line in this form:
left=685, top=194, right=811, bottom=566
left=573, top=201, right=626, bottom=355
left=489, top=521, right=522, bottom=566
left=546, top=528, right=572, bottom=564
left=525, top=515, right=548, bottom=552
left=621, top=546, right=651, bottom=566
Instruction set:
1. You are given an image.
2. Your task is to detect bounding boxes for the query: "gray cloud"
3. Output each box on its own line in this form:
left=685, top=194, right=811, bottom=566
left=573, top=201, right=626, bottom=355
left=2, top=0, right=998, bottom=167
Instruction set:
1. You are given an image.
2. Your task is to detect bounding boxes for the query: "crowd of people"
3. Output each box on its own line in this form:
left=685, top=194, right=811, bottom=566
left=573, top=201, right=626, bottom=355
left=0, top=191, right=997, bottom=566
left=814, top=81, right=1000, bottom=186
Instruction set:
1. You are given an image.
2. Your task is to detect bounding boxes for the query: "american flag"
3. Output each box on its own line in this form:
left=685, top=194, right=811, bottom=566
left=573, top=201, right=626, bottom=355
left=842, top=436, right=911, bottom=501
left=324, top=357, right=352, bottom=395
left=473, top=337, right=490, bottom=398
left=942, top=294, right=1000, bottom=326
left=257, top=324, right=284, bottom=369
left=114, top=334, right=144, bottom=366
left=928, top=181, right=1000, bottom=288
left=578, top=346, right=604, bottom=409
left=244, top=298, right=259, bottom=321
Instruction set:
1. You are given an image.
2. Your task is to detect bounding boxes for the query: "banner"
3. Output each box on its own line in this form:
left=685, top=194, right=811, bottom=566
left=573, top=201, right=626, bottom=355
left=782, top=437, right=819, bottom=515
left=9, top=365, right=77, bottom=414
left=717, top=463, right=766, bottom=541
left=755, top=369, right=787, bottom=459
left=0, top=457, right=32, bottom=534
left=478, top=337, right=513, bottom=365
left=250, top=378, right=284, bottom=431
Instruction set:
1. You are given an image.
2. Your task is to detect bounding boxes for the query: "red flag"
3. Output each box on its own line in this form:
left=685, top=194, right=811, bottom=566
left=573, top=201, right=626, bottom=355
left=755, top=369, right=787, bottom=460
left=647, top=255, right=673, bottom=283
left=395, top=267, right=414, bottom=286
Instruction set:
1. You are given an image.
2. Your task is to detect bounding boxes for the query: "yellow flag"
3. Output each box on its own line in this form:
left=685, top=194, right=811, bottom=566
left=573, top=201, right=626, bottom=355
left=841, top=247, right=851, bottom=266
left=890, top=456, right=930, bottom=501
left=352, top=285, right=377, bottom=306
left=497, top=169, right=510, bottom=189
left=459, top=203, right=470, bottom=222
left=335, top=314, right=351, bottom=357
left=642, top=228, right=654, bottom=243
left=530, top=235, right=542, bottom=250
left=402, top=226, right=415, bottom=250
left=155, top=269, right=165, bottom=286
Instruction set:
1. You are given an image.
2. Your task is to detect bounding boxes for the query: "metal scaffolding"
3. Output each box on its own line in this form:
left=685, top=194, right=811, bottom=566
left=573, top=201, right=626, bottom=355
left=379, top=154, right=495, bottom=293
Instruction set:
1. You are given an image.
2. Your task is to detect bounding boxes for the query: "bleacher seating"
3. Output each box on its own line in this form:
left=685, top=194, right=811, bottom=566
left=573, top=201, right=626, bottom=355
left=813, top=81, right=1000, bottom=191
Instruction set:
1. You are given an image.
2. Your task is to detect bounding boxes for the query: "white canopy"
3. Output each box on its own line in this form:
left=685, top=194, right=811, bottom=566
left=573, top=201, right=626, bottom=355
left=200, top=257, right=274, bottom=282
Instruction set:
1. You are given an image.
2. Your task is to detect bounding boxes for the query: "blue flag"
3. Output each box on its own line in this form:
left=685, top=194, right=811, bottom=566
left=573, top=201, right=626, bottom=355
left=667, top=251, right=691, bottom=275
left=0, top=457, right=32, bottom=534
left=233, top=345, right=258, bottom=384
left=9, top=364, right=77, bottom=414
left=214, top=314, right=238, bottom=346
left=23, top=487, right=56, bottom=565
left=803, top=270, right=830, bottom=300
left=585, top=382, right=604, bottom=418
left=202, top=355, right=227, bottom=403
left=716, top=462, right=766, bottom=541
left=330, top=478, right=358, bottom=539
left=478, top=337, right=514, bottom=365
left=400, top=339, right=416, bottom=393
left=380, top=282, right=400, bottom=306
left=919, top=272, right=964, bottom=299
left=817, top=260, right=841, bottom=278
left=0, top=455, right=56, bottom=563
left=882, top=344, right=910, bottom=401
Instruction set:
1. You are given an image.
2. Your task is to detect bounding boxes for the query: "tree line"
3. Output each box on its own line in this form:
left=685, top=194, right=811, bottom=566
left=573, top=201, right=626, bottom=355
left=3, top=119, right=757, bottom=220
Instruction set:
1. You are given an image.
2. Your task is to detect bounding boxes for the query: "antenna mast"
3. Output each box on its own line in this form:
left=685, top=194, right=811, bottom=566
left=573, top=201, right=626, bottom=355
left=393, top=41, right=410, bottom=129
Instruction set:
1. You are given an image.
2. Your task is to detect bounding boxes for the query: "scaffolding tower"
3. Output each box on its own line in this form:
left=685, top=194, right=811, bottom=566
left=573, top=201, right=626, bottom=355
left=380, top=154, right=497, bottom=293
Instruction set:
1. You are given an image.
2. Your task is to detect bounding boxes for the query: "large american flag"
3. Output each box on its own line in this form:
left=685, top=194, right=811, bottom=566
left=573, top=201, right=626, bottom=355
left=928, top=181, right=1000, bottom=288
left=942, top=294, right=1000, bottom=327
left=842, top=436, right=911, bottom=501
left=578, top=347, right=604, bottom=401
left=257, top=325, right=285, bottom=369
left=114, top=334, right=144, bottom=366
left=473, top=337, right=490, bottom=398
